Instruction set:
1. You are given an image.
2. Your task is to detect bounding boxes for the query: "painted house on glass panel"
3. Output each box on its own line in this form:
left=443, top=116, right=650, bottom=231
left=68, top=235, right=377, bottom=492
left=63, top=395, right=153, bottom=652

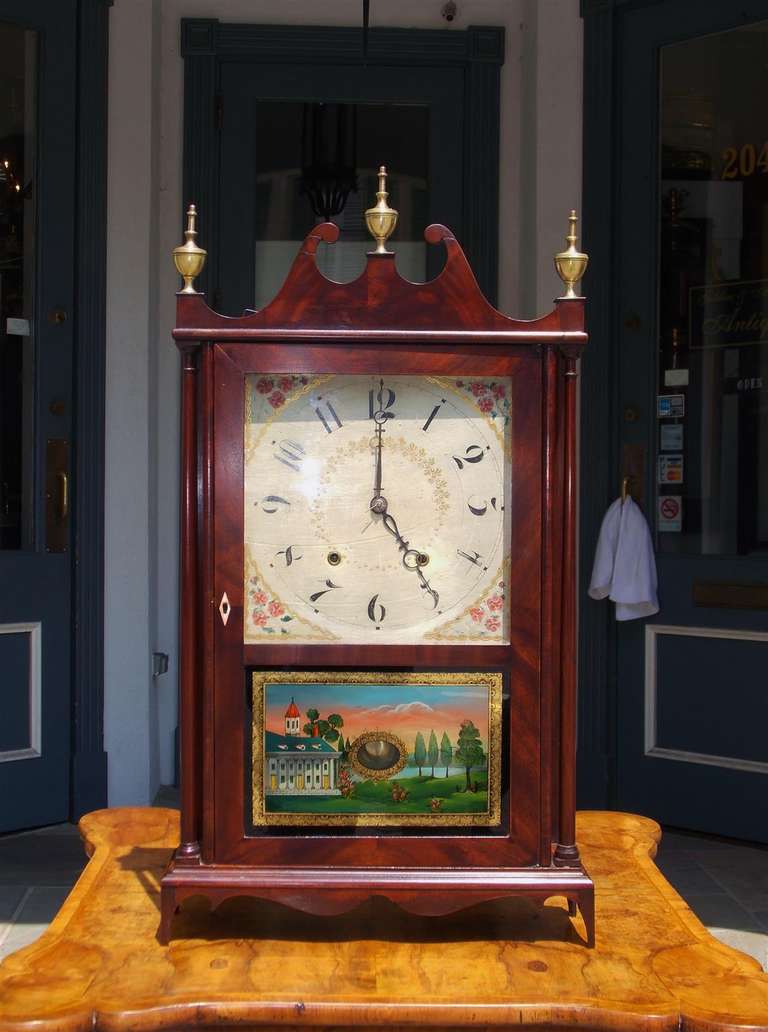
left=263, top=699, right=341, bottom=796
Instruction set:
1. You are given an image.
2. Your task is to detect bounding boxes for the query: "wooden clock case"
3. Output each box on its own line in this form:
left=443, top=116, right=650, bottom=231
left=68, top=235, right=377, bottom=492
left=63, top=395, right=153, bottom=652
left=160, top=218, right=594, bottom=946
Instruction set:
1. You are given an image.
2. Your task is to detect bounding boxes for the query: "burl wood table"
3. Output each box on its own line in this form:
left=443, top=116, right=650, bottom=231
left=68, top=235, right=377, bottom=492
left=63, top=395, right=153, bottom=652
left=0, top=809, right=767, bottom=1031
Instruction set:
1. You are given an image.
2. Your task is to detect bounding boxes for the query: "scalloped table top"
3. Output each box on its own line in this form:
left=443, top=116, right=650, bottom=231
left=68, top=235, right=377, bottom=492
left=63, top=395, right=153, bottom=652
left=0, top=808, right=766, bottom=1031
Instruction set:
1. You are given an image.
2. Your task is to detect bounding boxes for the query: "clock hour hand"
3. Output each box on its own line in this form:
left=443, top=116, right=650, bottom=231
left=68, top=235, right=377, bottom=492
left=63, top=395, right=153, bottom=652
left=379, top=508, right=408, bottom=553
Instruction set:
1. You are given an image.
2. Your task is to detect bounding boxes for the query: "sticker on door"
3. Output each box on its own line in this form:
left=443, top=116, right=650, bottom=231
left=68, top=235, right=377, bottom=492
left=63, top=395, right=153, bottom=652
left=658, top=495, right=682, bottom=532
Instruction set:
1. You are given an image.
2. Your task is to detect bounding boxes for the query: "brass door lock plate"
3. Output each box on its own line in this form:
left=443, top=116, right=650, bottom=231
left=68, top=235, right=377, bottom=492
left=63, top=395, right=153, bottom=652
left=45, top=438, right=69, bottom=552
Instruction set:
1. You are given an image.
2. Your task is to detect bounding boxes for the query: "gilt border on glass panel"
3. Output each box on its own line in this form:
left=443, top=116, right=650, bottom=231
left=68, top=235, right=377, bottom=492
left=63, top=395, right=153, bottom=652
left=251, top=670, right=503, bottom=828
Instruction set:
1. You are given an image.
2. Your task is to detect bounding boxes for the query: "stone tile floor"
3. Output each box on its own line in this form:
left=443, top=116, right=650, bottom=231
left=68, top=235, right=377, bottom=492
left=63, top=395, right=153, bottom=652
left=0, top=803, right=766, bottom=969
left=653, top=827, right=768, bottom=969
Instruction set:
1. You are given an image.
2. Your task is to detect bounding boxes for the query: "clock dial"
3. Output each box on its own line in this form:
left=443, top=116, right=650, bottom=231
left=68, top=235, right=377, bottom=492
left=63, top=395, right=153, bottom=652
left=243, top=373, right=511, bottom=645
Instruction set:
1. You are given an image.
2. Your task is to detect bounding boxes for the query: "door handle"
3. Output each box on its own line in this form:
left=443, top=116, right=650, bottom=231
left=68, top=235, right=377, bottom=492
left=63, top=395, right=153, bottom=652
left=621, top=443, right=645, bottom=507
left=46, top=439, right=69, bottom=552
left=58, top=471, right=69, bottom=521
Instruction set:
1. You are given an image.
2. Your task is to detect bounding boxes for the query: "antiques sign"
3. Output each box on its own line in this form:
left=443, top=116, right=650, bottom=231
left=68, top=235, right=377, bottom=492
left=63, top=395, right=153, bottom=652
left=689, top=279, right=768, bottom=351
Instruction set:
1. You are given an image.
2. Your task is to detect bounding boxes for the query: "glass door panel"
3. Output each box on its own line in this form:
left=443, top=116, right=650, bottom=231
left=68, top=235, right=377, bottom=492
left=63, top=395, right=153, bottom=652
left=218, top=62, right=464, bottom=318
left=658, top=23, right=768, bottom=556
left=0, top=22, right=36, bottom=550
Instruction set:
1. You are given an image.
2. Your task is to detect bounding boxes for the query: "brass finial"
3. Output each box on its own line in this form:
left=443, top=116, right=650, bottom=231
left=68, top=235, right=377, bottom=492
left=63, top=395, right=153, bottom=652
left=364, top=166, right=398, bottom=254
left=173, top=204, right=207, bottom=294
left=554, top=210, right=588, bottom=299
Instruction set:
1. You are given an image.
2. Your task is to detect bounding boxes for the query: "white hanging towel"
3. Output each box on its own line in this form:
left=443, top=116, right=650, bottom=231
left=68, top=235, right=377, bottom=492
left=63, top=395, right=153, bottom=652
left=588, top=497, right=659, bottom=621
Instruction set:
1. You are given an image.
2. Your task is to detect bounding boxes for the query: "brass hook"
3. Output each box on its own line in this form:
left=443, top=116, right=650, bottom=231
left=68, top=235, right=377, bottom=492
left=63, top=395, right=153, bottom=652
left=621, top=475, right=632, bottom=503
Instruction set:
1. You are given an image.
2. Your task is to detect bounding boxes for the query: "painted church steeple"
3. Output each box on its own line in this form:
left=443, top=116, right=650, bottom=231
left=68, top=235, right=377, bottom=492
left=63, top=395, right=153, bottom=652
left=284, top=697, right=301, bottom=736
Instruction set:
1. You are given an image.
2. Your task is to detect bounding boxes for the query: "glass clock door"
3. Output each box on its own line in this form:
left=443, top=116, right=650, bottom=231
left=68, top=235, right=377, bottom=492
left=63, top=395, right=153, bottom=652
left=243, top=373, right=512, bottom=646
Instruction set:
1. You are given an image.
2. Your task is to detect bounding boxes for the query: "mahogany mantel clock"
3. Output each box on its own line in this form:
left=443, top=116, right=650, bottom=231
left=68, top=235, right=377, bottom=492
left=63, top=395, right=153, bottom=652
left=160, top=169, right=594, bottom=946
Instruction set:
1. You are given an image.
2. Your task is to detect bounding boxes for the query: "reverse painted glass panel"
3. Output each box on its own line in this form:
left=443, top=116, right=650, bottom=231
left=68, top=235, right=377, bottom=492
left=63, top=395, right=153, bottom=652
left=251, top=671, right=503, bottom=827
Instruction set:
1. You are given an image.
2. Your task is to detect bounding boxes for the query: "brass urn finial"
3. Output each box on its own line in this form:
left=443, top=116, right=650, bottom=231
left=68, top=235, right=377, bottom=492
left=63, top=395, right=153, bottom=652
left=554, top=210, right=588, bottom=299
left=173, top=204, right=207, bottom=294
left=364, top=166, right=398, bottom=254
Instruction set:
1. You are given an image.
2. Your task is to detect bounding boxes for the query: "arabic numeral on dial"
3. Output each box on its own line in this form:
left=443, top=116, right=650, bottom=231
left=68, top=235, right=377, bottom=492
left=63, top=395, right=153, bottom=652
left=367, top=593, right=386, bottom=623
left=369, top=381, right=396, bottom=420
left=259, top=495, right=290, bottom=514
left=452, top=444, right=485, bottom=470
left=422, top=399, right=445, bottom=432
left=309, top=580, right=341, bottom=604
left=274, top=439, right=305, bottom=472
left=276, top=545, right=302, bottom=566
left=467, top=495, right=498, bottom=516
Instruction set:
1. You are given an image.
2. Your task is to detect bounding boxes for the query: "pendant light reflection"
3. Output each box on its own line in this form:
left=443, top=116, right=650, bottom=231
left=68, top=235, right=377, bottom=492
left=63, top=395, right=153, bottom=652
left=299, top=102, right=358, bottom=222
left=0, top=156, right=24, bottom=218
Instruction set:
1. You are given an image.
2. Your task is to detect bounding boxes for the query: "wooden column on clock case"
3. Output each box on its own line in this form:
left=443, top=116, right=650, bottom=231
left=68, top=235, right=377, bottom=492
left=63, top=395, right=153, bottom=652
left=555, top=307, right=585, bottom=869
left=162, top=190, right=593, bottom=946
left=539, top=299, right=584, bottom=871
left=552, top=212, right=589, bottom=867
left=172, top=206, right=207, bottom=867
left=174, top=339, right=215, bottom=870
left=175, top=346, right=201, bottom=864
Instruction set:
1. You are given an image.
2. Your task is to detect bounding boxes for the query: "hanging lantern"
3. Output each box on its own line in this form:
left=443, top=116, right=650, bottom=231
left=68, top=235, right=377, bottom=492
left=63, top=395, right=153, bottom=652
left=300, top=103, right=358, bottom=222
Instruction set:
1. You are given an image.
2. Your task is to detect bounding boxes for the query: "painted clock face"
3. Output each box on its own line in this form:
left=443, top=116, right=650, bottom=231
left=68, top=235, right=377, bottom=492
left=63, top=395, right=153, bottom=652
left=243, top=373, right=511, bottom=645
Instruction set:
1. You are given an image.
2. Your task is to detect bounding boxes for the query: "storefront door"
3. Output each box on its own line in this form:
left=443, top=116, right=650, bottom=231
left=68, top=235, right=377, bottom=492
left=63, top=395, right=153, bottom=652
left=0, top=0, right=77, bottom=831
left=615, top=0, right=768, bottom=841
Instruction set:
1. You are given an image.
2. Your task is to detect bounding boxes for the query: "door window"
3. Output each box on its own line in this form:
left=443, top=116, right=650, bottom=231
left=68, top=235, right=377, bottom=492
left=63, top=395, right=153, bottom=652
left=0, top=22, right=36, bottom=550
left=216, top=61, right=465, bottom=318
left=658, top=24, right=768, bottom=555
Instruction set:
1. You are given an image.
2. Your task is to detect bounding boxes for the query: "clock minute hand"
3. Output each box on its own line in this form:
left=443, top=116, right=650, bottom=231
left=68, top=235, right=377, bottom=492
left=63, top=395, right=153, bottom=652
left=379, top=508, right=440, bottom=610
left=370, top=386, right=388, bottom=510
left=373, top=414, right=383, bottom=500
left=415, top=567, right=440, bottom=610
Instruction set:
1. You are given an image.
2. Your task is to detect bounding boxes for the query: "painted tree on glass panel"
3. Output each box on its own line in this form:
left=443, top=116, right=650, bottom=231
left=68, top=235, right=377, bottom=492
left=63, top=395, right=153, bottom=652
left=454, top=720, right=485, bottom=791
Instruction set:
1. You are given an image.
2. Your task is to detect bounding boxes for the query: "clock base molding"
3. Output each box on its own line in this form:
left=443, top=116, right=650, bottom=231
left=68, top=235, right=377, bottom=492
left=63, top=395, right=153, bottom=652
left=158, top=861, right=595, bottom=947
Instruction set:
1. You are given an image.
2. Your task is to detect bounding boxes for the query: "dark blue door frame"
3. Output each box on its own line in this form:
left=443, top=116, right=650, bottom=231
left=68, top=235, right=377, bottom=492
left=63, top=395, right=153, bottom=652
left=578, top=0, right=768, bottom=814
left=70, top=0, right=110, bottom=818
left=578, top=0, right=641, bottom=810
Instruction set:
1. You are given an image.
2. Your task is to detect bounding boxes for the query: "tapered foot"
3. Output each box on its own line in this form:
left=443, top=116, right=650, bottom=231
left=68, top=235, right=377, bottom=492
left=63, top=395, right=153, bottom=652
left=577, top=889, right=595, bottom=948
left=158, top=889, right=178, bottom=945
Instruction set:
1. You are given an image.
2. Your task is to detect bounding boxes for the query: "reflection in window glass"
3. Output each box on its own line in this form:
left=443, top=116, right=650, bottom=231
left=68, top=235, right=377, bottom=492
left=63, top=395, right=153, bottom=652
left=252, top=102, right=429, bottom=310
left=658, top=25, right=768, bottom=555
